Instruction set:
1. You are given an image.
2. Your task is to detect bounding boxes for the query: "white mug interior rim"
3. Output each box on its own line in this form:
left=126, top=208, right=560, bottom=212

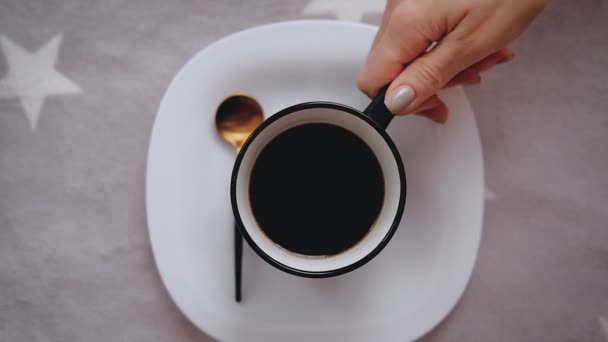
left=233, top=104, right=404, bottom=274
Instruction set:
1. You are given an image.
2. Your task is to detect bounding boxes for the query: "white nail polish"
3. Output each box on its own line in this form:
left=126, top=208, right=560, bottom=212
left=384, top=86, right=415, bottom=114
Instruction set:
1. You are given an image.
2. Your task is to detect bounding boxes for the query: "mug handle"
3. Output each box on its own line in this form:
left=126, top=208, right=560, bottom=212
left=362, top=85, right=393, bottom=130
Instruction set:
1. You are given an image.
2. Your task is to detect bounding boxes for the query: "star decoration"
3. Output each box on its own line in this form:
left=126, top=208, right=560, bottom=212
left=0, top=34, right=82, bottom=131
left=303, top=0, right=385, bottom=22
left=600, top=316, right=608, bottom=340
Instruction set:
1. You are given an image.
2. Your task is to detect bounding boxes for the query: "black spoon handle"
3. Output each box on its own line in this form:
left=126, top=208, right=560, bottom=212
left=234, top=222, right=242, bottom=302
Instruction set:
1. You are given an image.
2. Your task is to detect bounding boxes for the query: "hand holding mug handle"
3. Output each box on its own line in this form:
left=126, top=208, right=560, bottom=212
left=363, top=85, right=393, bottom=130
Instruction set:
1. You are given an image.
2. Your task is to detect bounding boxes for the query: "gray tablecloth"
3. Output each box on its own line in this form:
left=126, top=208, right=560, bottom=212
left=1, top=0, right=607, bottom=341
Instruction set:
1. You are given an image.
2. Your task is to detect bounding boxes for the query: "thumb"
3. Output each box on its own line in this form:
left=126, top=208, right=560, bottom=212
left=385, top=38, right=486, bottom=115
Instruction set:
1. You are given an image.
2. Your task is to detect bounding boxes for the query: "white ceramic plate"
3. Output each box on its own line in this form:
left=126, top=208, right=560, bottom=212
left=146, top=20, right=484, bottom=342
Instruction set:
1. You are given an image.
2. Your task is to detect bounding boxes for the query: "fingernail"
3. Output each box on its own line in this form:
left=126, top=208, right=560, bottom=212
left=426, top=104, right=448, bottom=124
left=432, top=115, right=448, bottom=124
left=433, top=109, right=448, bottom=124
left=385, top=85, right=415, bottom=114
left=469, top=75, right=482, bottom=84
left=497, top=53, right=515, bottom=64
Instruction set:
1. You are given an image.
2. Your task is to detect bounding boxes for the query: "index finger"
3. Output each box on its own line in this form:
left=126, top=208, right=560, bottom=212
left=356, top=7, right=435, bottom=97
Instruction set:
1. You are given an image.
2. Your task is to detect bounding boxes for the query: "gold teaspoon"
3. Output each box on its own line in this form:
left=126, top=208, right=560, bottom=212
left=215, top=94, right=263, bottom=302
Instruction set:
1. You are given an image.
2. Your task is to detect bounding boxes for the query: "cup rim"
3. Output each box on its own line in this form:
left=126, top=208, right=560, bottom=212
left=230, top=101, right=407, bottom=278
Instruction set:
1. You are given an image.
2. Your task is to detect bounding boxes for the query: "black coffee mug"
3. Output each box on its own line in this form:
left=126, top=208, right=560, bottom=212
left=231, top=87, right=406, bottom=277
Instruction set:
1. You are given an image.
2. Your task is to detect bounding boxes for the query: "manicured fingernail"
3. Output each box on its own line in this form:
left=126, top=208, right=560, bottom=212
left=385, top=85, right=415, bottom=114
left=497, top=53, right=515, bottom=64
left=429, top=105, right=448, bottom=124
left=433, top=115, right=448, bottom=124
left=469, top=75, right=482, bottom=84
left=434, top=110, right=448, bottom=124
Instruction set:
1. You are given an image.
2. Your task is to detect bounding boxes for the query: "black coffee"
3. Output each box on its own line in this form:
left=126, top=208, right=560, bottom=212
left=249, top=123, right=384, bottom=256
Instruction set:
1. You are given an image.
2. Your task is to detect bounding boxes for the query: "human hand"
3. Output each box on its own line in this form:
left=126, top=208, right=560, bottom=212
left=357, top=0, right=546, bottom=123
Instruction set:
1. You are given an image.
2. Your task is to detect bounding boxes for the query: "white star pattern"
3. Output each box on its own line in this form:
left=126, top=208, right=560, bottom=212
left=303, top=0, right=385, bottom=22
left=0, top=34, right=81, bottom=131
left=600, top=316, right=608, bottom=341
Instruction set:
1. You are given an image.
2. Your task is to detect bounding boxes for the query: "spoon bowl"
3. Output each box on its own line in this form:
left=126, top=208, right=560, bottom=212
left=216, top=95, right=264, bottom=151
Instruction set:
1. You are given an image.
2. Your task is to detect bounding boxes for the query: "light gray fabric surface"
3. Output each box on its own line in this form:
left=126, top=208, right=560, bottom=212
left=0, top=0, right=606, bottom=341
